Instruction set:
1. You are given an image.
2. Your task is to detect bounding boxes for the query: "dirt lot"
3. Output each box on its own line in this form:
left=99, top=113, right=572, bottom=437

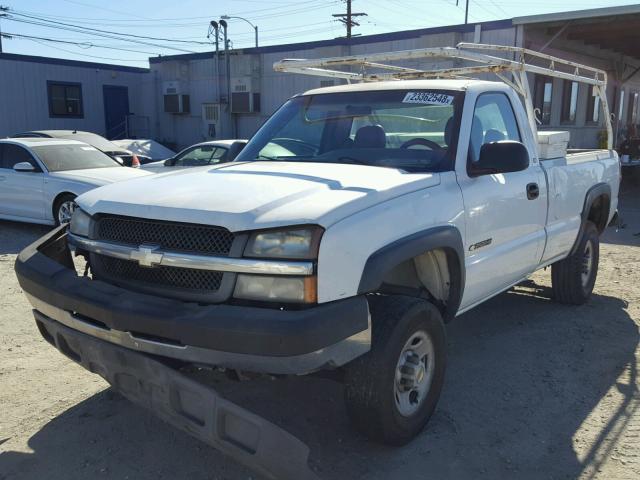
left=1, top=175, right=639, bottom=480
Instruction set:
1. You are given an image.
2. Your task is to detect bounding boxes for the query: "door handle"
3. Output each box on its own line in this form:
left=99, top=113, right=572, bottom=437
left=0, top=176, right=6, bottom=181
left=526, top=182, right=539, bottom=200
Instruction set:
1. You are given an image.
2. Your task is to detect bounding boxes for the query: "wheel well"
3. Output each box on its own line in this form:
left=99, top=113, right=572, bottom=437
left=587, top=194, right=610, bottom=233
left=51, top=192, right=76, bottom=218
left=377, top=247, right=461, bottom=322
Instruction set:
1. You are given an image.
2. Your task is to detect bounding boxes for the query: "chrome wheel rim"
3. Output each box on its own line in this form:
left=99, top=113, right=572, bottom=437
left=394, top=330, right=435, bottom=417
left=58, top=200, right=75, bottom=224
left=581, top=240, right=594, bottom=287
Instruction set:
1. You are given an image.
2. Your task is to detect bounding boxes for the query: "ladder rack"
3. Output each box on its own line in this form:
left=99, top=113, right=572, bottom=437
left=274, top=43, right=612, bottom=149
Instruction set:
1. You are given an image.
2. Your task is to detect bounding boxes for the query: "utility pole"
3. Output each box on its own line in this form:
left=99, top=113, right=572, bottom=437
left=332, top=0, right=366, bottom=39
left=0, top=6, right=8, bottom=53
left=456, top=0, right=470, bottom=24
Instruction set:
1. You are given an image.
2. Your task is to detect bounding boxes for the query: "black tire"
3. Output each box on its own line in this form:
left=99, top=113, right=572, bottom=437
left=551, top=220, right=599, bottom=305
left=53, top=193, right=77, bottom=226
left=344, top=295, right=446, bottom=446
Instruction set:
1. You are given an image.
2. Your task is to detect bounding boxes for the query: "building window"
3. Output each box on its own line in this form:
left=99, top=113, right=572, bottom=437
left=47, top=81, right=83, bottom=118
left=561, top=80, right=578, bottom=124
left=586, top=85, right=601, bottom=124
left=533, top=75, right=553, bottom=125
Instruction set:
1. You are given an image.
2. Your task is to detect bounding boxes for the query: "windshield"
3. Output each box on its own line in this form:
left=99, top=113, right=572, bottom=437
left=236, top=89, right=463, bottom=172
left=32, top=144, right=121, bottom=172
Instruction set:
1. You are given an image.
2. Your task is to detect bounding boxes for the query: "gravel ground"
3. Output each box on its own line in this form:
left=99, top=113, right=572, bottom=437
left=1, top=174, right=639, bottom=480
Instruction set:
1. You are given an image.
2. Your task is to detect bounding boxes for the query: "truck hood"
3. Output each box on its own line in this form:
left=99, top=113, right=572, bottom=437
left=77, top=161, right=441, bottom=231
left=49, top=167, right=150, bottom=186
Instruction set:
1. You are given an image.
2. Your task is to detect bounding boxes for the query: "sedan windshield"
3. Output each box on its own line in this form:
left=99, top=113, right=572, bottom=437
left=32, top=144, right=121, bottom=172
left=236, top=89, right=463, bottom=172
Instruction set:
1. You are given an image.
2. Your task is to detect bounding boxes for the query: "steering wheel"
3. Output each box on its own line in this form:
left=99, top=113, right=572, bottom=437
left=399, top=138, right=443, bottom=150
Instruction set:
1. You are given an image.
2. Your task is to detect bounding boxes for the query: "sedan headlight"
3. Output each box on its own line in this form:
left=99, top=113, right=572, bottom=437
left=244, top=226, right=323, bottom=259
left=69, top=209, right=91, bottom=237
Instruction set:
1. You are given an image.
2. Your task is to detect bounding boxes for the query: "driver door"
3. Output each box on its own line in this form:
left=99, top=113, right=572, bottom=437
left=457, top=92, right=547, bottom=309
left=0, top=144, right=46, bottom=220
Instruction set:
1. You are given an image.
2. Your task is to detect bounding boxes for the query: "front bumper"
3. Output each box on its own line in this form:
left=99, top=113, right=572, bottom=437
left=15, top=226, right=371, bottom=375
left=36, top=313, right=318, bottom=480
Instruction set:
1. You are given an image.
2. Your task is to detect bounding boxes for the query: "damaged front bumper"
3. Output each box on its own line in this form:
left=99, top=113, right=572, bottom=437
left=15, top=226, right=371, bottom=375
left=35, top=313, right=319, bottom=480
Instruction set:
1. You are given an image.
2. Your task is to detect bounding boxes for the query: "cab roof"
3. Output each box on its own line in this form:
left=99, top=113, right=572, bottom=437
left=301, top=79, right=501, bottom=96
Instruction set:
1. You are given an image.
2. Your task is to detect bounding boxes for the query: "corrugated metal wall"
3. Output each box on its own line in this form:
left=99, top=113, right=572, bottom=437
left=0, top=57, right=154, bottom=139
left=153, top=25, right=519, bottom=149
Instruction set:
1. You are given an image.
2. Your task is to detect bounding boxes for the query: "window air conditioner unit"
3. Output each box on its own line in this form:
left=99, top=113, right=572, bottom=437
left=164, top=94, right=190, bottom=114
left=163, top=81, right=190, bottom=114
left=230, top=76, right=261, bottom=113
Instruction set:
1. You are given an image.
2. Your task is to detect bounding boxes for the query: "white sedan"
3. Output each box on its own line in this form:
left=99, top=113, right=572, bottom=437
left=0, top=138, right=150, bottom=225
left=141, top=139, right=247, bottom=172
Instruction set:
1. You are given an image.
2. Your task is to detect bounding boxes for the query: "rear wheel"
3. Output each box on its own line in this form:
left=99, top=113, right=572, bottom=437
left=551, top=220, right=599, bottom=304
left=344, top=295, right=446, bottom=445
left=53, top=194, right=77, bottom=226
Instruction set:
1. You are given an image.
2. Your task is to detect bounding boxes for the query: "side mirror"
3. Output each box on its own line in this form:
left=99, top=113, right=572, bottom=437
left=13, top=162, right=35, bottom=172
left=471, top=141, right=530, bottom=177
left=164, top=157, right=174, bottom=166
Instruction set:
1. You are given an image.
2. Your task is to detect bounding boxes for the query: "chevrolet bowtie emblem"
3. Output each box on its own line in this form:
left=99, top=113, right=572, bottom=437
left=130, top=244, right=163, bottom=267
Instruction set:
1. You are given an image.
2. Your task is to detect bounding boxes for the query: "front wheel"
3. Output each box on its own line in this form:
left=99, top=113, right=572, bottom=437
left=344, top=295, right=446, bottom=446
left=551, top=220, right=599, bottom=304
left=53, top=194, right=77, bottom=226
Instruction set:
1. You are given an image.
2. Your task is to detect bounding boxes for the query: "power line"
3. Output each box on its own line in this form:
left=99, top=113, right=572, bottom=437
left=10, top=0, right=330, bottom=24
left=5, top=16, right=201, bottom=53
left=332, top=0, right=366, bottom=38
left=0, top=31, right=160, bottom=55
left=7, top=11, right=210, bottom=44
left=29, top=38, right=148, bottom=62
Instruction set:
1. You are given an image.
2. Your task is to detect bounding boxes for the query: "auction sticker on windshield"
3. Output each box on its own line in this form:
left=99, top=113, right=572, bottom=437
left=402, top=92, right=454, bottom=105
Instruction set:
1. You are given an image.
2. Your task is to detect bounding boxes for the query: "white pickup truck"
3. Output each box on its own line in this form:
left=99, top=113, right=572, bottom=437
left=15, top=44, right=620, bottom=479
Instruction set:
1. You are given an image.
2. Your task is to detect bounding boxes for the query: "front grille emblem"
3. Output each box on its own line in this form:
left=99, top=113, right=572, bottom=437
left=130, top=244, right=163, bottom=268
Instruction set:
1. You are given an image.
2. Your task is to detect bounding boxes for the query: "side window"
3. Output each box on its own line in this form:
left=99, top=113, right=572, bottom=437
left=469, top=93, right=521, bottom=163
left=210, top=147, right=227, bottom=163
left=174, top=146, right=215, bottom=166
left=1, top=144, right=39, bottom=170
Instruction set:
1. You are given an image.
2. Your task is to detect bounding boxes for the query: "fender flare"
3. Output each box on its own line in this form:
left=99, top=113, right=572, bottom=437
left=357, top=225, right=465, bottom=321
left=570, top=182, right=611, bottom=254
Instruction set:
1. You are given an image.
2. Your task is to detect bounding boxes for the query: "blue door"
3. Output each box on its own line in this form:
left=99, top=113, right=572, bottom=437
left=103, top=85, right=130, bottom=139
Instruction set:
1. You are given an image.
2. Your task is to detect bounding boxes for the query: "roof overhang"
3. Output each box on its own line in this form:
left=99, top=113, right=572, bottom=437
left=513, top=4, right=640, bottom=25
left=516, top=6, right=640, bottom=62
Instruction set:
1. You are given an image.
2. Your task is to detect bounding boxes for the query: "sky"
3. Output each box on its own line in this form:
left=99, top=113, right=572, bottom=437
left=0, top=0, right=638, bottom=68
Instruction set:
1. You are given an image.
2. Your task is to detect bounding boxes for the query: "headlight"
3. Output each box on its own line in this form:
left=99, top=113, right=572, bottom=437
left=234, top=274, right=317, bottom=303
left=69, top=209, right=91, bottom=237
left=244, top=226, right=323, bottom=259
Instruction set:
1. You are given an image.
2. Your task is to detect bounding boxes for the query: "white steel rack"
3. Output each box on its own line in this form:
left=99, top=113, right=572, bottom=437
left=274, top=43, right=613, bottom=148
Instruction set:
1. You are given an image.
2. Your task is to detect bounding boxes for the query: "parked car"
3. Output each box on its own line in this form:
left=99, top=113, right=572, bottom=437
left=140, top=139, right=247, bottom=172
left=11, top=130, right=153, bottom=167
left=0, top=138, right=150, bottom=225
left=111, top=139, right=176, bottom=161
left=15, top=45, right=621, bottom=478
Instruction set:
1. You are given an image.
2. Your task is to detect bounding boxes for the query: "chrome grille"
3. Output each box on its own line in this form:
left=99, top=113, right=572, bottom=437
left=92, top=255, right=223, bottom=292
left=96, top=216, right=235, bottom=256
